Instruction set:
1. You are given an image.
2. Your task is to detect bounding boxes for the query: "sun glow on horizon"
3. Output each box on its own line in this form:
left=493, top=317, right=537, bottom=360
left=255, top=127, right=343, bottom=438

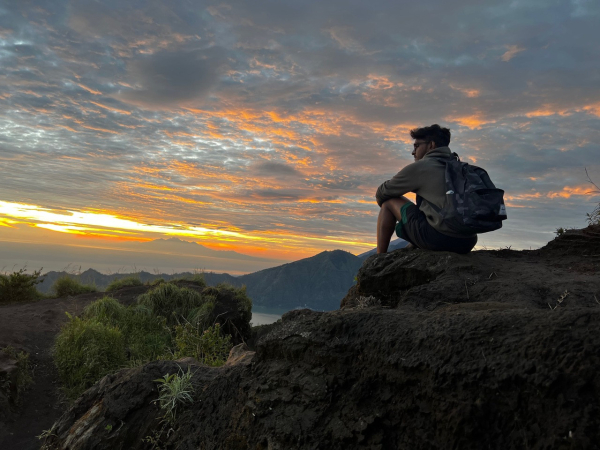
left=0, top=200, right=375, bottom=257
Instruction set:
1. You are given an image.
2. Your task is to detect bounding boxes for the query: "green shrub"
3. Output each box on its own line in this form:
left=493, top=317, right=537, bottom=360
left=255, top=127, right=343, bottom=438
left=0, top=268, right=43, bottom=304
left=137, top=283, right=206, bottom=326
left=122, top=305, right=171, bottom=362
left=106, top=275, right=143, bottom=293
left=0, top=346, right=33, bottom=402
left=53, top=283, right=248, bottom=401
left=51, top=275, right=97, bottom=298
left=186, top=301, right=216, bottom=329
left=174, top=323, right=232, bottom=367
left=83, top=298, right=170, bottom=362
left=54, top=314, right=126, bottom=399
left=217, top=283, right=252, bottom=324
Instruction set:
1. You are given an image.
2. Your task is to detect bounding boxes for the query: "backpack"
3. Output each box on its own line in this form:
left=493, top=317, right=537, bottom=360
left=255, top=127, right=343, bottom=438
left=435, top=153, right=507, bottom=234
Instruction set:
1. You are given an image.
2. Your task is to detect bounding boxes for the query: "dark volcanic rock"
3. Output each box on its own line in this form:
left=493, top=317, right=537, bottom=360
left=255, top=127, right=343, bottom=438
left=43, top=228, right=600, bottom=450
left=342, top=228, right=600, bottom=310
left=540, top=223, right=600, bottom=257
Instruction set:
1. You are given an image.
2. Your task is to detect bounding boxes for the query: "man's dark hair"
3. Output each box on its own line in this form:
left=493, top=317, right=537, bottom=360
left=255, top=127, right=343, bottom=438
left=410, top=124, right=451, bottom=148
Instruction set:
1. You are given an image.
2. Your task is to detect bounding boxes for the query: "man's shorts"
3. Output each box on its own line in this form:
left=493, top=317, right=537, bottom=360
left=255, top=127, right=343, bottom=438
left=395, top=203, right=477, bottom=254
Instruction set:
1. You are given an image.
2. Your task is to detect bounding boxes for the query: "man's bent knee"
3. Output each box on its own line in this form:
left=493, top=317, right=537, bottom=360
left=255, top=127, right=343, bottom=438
left=381, top=197, right=411, bottom=220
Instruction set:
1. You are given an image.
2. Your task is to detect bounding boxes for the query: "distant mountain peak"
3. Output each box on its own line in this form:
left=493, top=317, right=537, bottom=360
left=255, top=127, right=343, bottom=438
left=152, top=237, right=200, bottom=245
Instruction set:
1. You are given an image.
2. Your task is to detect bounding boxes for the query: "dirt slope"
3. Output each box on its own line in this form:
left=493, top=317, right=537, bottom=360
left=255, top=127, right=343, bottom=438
left=0, top=285, right=152, bottom=450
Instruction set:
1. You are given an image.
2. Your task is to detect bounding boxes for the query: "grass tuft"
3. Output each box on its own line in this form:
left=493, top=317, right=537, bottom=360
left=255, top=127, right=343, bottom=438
left=106, top=275, right=143, bottom=293
left=174, top=323, right=232, bottom=366
left=153, top=367, right=195, bottom=423
left=51, top=275, right=97, bottom=298
left=137, top=283, right=207, bottom=327
left=83, top=295, right=127, bottom=325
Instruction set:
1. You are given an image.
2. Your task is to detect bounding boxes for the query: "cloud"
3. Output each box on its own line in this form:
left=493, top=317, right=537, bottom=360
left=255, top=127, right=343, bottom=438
left=252, top=161, right=302, bottom=177
left=501, top=45, right=526, bottom=62
left=119, top=47, right=226, bottom=107
left=0, top=0, right=599, bottom=257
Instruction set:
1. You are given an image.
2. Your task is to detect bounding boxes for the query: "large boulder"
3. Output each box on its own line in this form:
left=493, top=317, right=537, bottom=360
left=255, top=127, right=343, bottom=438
left=42, top=228, right=600, bottom=449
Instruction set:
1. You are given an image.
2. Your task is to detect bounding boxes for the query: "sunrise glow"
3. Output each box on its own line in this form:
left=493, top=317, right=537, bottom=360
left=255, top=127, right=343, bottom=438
left=1, top=0, right=599, bottom=272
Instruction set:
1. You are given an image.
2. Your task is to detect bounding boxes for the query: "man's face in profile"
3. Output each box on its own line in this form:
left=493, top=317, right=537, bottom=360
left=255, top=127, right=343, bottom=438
left=412, top=140, right=433, bottom=161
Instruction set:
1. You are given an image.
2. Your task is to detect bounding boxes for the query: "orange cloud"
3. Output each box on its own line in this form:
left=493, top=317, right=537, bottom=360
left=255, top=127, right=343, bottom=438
left=583, top=103, right=600, bottom=117
left=89, top=101, right=131, bottom=115
left=57, top=124, right=79, bottom=133
left=547, top=185, right=598, bottom=198
left=504, top=202, right=534, bottom=209
left=524, top=104, right=572, bottom=118
left=501, top=45, right=525, bottom=62
left=35, top=224, right=152, bottom=242
left=449, top=114, right=491, bottom=129
left=505, top=193, right=543, bottom=201
left=76, top=83, right=102, bottom=95
left=450, top=85, right=480, bottom=98
left=81, top=125, right=120, bottom=134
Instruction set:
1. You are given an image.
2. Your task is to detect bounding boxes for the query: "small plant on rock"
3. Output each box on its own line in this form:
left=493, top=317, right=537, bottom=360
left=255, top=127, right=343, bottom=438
left=37, top=426, right=58, bottom=450
left=154, top=367, right=195, bottom=424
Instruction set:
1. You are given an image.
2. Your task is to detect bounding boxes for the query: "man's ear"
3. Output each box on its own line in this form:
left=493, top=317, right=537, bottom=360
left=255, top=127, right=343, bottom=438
left=429, top=141, right=436, bottom=150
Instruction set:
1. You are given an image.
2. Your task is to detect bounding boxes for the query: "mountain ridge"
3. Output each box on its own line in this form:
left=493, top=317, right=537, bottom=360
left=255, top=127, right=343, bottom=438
left=36, top=249, right=364, bottom=311
left=35, top=239, right=406, bottom=311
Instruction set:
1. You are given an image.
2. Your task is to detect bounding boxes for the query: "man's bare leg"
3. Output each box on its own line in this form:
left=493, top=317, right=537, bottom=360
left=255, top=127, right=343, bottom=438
left=377, top=197, right=411, bottom=253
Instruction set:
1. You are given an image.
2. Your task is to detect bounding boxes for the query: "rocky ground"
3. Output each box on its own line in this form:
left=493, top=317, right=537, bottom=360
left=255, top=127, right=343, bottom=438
left=37, top=225, right=600, bottom=449
left=2, top=226, right=600, bottom=449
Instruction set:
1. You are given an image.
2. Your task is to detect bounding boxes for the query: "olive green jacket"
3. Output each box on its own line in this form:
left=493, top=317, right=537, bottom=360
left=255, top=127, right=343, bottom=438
left=375, top=147, right=475, bottom=238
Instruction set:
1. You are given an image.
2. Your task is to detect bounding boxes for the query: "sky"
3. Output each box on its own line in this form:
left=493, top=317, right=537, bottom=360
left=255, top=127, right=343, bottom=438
left=1, top=0, right=600, bottom=273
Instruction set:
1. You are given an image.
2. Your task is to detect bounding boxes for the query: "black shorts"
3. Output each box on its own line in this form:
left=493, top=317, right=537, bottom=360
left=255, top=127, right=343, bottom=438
left=396, top=203, right=477, bottom=254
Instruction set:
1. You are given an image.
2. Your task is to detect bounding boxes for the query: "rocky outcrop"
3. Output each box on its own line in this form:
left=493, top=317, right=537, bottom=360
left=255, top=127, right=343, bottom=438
left=342, top=225, right=600, bottom=310
left=43, top=227, right=600, bottom=449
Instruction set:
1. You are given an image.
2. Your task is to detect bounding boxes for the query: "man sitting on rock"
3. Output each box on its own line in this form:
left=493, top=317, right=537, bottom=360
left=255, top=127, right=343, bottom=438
left=376, top=124, right=477, bottom=254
